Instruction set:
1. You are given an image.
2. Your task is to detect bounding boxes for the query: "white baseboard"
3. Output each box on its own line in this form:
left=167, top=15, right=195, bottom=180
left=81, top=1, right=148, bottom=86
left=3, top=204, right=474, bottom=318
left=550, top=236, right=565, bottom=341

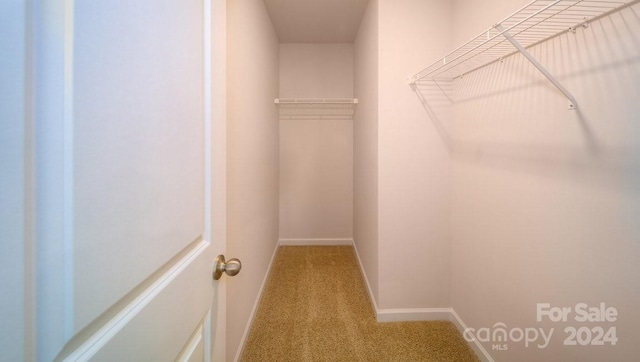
left=449, top=309, right=494, bottom=362
left=351, top=239, right=380, bottom=314
left=353, top=240, right=445, bottom=323
left=278, top=238, right=353, bottom=246
left=233, top=241, right=280, bottom=362
left=377, top=308, right=452, bottom=323
left=352, top=240, right=493, bottom=362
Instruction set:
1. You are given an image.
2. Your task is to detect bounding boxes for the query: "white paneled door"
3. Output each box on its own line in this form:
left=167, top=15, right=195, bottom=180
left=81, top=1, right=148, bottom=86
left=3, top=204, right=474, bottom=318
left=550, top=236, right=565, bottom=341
left=2, top=0, right=227, bottom=360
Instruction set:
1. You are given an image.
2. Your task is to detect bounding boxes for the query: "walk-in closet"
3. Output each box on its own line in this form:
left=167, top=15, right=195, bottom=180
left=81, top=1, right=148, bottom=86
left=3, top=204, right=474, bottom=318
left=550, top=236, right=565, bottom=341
left=227, top=1, right=640, bottom=361
left=3, top=0, right=639, bottom=361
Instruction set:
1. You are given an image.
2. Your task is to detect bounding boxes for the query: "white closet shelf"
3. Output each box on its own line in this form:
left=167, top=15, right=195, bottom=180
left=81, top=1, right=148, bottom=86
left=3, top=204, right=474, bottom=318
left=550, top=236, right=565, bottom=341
left=275, top=98, right=358, bottom=120
left=409, top=0, right=638, bottom=109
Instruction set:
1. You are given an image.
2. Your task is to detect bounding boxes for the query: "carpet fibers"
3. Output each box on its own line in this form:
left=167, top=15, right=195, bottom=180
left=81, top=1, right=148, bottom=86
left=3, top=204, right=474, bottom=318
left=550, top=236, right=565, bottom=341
left=241, top=246, right=479, bottom=361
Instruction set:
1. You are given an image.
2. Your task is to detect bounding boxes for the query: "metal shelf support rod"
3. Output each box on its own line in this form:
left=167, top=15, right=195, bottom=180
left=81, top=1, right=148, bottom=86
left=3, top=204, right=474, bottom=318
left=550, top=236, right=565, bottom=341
left=494, top=23, right=577, bottom=110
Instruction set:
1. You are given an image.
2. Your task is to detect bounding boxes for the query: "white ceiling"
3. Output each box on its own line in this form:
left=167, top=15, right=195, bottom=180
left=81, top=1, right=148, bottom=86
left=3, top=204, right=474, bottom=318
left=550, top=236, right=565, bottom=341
left=263, top=0, right=369, bottom=43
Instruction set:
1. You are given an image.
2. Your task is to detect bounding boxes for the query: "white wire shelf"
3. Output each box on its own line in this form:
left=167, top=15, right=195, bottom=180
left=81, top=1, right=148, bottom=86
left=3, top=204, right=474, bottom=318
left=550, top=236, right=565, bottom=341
left=409, top=0, right=639, bottom=109
left=275, top=98, right=358, bottom=120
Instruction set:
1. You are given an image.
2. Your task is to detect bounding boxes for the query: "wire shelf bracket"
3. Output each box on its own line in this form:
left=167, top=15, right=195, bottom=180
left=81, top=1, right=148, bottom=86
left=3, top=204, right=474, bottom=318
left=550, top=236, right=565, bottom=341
left=494, top=23, right=578, bottom=110
left=408, top=0, right=640, bottom=111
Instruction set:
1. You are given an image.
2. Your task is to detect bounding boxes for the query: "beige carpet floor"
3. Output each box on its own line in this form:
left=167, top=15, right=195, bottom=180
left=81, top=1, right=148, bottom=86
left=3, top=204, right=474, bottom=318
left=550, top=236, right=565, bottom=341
left=241, top=246, right=479, bottom=362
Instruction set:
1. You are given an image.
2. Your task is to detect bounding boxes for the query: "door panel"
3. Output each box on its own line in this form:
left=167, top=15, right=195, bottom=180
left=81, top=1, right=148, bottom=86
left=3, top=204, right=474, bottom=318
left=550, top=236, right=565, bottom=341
left=32, top=0, right=224, bottom=360
left=87, top=244, right=213, bottom=361
left=176, top=311, right=209, bottom=362
left=73, top=0, right=205, bottom=331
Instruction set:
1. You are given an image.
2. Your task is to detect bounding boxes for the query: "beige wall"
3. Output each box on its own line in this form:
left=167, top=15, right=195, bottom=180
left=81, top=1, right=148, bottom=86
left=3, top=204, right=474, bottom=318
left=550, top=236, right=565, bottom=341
left=353, top=0, right=379, bottom=303
left=226, top=0, right=280, bottom=359
left=376, top=0, right=453, bottom=309
left=279, top=118, right=353, bottom=239
left=279, top=44, right=354, bottom=240
left=450, top=0, right=640, bottom=360
left=279, top=44, right=353, bottom=98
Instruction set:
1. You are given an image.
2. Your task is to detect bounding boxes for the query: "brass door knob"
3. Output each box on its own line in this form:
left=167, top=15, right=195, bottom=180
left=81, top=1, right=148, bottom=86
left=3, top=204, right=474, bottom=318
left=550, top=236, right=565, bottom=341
left=213, top=255, right=242, bottom=280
